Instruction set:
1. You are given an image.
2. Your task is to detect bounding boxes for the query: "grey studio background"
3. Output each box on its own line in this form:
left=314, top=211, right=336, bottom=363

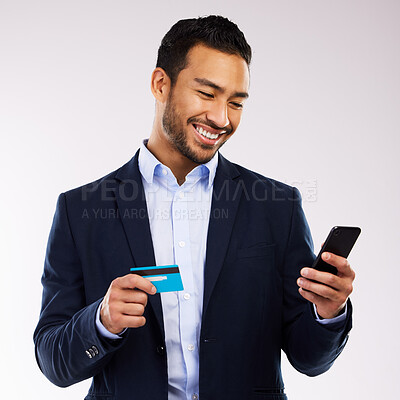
left=1, top=0, right=399, bottom=399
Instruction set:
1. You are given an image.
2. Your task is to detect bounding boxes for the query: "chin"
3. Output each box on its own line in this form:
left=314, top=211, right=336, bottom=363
left=191, top=145, right=223, bottom=164
left=188, top=151, right=215, bottom=165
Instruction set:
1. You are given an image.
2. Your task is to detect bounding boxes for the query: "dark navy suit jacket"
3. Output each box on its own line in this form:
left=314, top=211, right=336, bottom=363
left=34, top=150, right=352, bottom=400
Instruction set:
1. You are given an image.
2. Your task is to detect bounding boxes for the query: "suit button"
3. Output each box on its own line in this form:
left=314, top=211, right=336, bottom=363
left=88, top=348, right=96, bottom=357
left=156, top=345, right=165, bottom=356
left=92, top=345, right=99, bottom=355
left=85, top=350, right=93, bottom=359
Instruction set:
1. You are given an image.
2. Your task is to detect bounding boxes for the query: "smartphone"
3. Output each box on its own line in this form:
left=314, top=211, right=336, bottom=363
left=311, top=226, right=361, bottom=275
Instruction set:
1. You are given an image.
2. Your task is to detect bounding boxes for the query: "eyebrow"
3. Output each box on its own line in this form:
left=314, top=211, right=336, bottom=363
left=194, top=77, right=249, bottom=99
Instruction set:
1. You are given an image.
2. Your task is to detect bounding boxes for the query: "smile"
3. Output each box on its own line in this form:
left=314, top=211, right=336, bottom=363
left=195, top=126, right=219, bottom=139
left=193, top=124, right=224, bottom=140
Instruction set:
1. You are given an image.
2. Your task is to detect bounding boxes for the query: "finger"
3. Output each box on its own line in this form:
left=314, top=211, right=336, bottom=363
left=121, top=303, right=145, bottom=317
left=120, top=289, right=148, bottom=306
left=298, top=288, right=346, bottom=319
left=118, top=315, right=147, bottom=329
left=102, top=301, right=147, bottom=330
left=300, top=268, right=340, bottom=290
left=297, top=277, right=340, bottom=301
left=298, top=287, right=327, bottom=305
left=115, top=273, right=157, bottom=294
left=300, top=267, right=353, bottom=296
left=321, top=252, right=355, bottom=278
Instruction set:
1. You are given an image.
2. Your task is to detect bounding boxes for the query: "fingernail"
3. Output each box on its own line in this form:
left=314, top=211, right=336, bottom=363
left=298, top=278, right=304, bottom=286
left=301, top=268, right=309, bottom=277
left=323, top=252, right=330, bottom=260
left=151, top=286, right=157, bottom=294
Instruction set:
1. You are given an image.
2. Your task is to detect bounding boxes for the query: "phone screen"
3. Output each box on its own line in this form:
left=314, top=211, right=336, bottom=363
left=312, top=226, right=361, bottom=274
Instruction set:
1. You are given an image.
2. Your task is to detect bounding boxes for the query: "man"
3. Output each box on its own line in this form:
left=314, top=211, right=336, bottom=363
left=34, top=15, right=354, bottom=400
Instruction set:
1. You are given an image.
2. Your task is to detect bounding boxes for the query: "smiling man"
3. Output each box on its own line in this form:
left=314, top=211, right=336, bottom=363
left=34, top=16, right=354, bottom=400
left=148, top=31, right=250, bottom=184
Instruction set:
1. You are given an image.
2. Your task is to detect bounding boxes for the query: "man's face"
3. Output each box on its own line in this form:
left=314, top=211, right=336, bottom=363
left=162, top=44, right=250, bottom=164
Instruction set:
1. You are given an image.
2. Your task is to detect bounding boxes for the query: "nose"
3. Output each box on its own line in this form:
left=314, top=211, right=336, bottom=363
left=206, top=100, right=229, bottom=129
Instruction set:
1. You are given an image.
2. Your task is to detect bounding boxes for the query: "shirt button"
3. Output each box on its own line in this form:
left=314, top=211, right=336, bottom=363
left=178, top=192, right=184, bottom=199
left=192, top=394, right=199, bottom=400
left=162, top=169, right=167, bottom=176
left=187, top=344, right=195, bottom=351
left=178, top=241, right=185, bottom=247
left=184, top=293, right=191, bottom=300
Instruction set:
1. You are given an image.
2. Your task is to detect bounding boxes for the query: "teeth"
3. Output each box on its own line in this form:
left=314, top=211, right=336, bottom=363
left=195, top=126, right=219, bottom=140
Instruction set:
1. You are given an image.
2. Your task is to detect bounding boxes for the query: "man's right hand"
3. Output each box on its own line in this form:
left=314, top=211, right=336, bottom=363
left=100, top=274, right=157, bottom=334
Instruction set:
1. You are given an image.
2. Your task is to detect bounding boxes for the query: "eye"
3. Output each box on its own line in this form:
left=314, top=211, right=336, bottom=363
left=198, top=90, right=214, bottom=98
left=230, top=102, right=244, bottom=110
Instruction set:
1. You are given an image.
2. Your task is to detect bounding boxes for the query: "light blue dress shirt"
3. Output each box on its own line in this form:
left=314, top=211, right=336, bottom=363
left=96, top=139, right=346, bottom=400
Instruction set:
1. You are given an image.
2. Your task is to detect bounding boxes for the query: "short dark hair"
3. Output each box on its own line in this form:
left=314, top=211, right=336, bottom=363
left=156, top=15, right=252, bottom=85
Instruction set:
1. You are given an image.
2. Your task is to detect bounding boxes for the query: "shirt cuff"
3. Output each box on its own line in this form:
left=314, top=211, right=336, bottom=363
left=313, top=303, right=347, bottom=325
left=96, top=301, right=126, bottom=339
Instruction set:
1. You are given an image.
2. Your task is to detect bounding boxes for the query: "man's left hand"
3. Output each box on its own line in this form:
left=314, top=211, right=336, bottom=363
left=297, top=252, right=356, bottom=319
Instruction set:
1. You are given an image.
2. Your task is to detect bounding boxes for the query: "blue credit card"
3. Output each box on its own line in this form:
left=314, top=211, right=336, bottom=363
left=130, top=264, right=184, bottom=293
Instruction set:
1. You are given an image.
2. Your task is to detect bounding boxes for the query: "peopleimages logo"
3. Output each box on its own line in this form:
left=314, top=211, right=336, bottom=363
left=81, top=207, right=229, bottom=220
left=80, top=177, right=318, bottom=203
left=284, top=178, right=318, bottom=203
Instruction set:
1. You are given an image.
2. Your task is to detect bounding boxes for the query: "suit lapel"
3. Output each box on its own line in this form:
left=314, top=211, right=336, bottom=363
left=202, top=153, right=242, bottom=319
left=114, top=150, right=164, bottom=337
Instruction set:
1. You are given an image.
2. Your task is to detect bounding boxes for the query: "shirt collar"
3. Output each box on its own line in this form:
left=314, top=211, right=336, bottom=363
left=138, top=139, right=218, bottom=189
left=138, top=140, right=161, bottom=184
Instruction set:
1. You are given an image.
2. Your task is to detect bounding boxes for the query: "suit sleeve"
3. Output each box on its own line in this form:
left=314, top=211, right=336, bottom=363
left=281, top=187, right=352, bottom=376
left=33, top=193, right=126, bottom=387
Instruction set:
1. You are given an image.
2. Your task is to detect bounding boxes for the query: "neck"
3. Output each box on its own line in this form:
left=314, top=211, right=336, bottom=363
left=146, top=126, right=199, bottom=185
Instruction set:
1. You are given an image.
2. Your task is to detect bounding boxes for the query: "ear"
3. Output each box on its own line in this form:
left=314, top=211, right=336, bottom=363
left=150, top=67, right=171, bottom=103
